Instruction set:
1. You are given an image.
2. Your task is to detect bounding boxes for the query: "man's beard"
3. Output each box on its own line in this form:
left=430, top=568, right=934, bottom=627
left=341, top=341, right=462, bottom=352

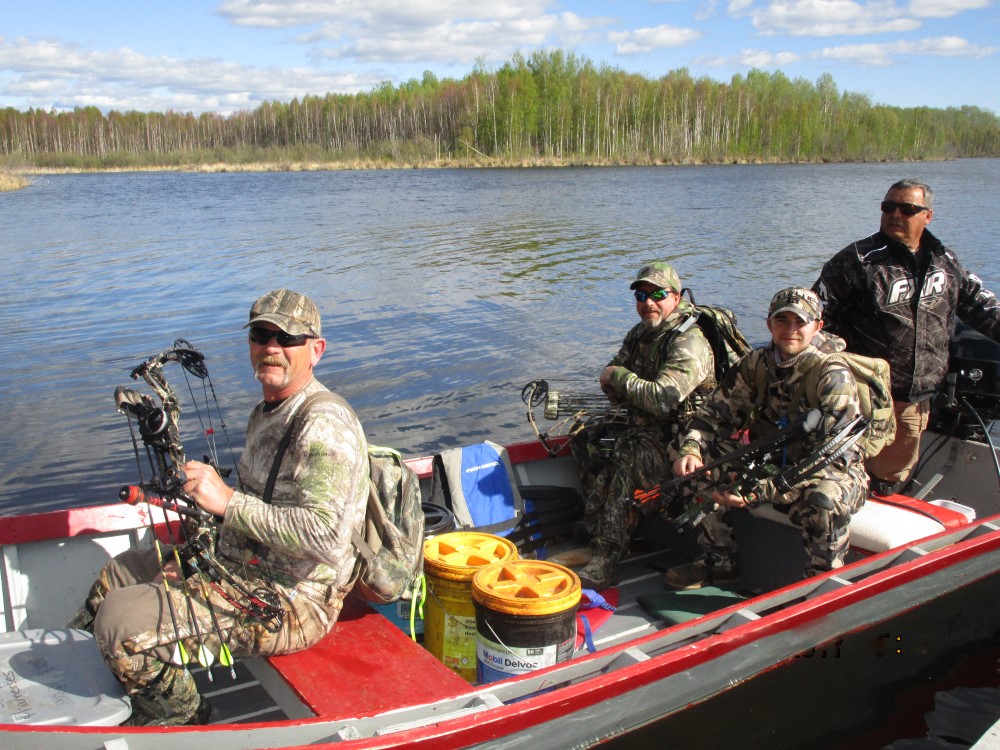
left=641, top=315, right=666, bottom=331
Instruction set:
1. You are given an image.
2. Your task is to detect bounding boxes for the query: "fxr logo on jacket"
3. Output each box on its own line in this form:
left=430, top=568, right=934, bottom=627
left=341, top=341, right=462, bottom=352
left=886, top=270, right=947, bottom=305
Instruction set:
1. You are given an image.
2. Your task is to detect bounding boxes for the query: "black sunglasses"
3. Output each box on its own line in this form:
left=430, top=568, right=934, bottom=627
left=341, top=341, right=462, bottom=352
left=248, top=326, right=313, bottom=347
left=881, top=200, right=929, bottom=217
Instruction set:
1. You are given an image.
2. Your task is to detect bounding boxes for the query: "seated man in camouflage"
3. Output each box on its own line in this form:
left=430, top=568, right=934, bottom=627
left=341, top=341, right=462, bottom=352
left=665, top=287, right=868, bottom=589
left=572, top=262, right=715, bottom=590
left=69, top=290, right=370, bottom=725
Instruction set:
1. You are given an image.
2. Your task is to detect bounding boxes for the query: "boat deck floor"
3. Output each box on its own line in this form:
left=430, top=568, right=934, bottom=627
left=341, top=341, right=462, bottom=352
left=192, top=661, right=290, bottom=725
left=192, top=526, right=732, bottom=727
left=184, top=524, right=716, bottom=724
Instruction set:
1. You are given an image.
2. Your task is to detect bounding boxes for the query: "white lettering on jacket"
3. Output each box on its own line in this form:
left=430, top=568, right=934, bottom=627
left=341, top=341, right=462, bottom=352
left=887, top=270, right=946, bottom=305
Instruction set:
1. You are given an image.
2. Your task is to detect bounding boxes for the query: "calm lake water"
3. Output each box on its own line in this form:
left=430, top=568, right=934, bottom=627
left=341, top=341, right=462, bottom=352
left=2, top=160, right=999, bottom=516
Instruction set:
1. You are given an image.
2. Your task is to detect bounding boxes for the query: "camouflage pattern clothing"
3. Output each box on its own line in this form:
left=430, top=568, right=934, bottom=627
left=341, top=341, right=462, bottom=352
left=572, top=298, right=715, bottom=557
left=677, top=332, right=868, bottom=576
left=813, top=229, right=1000, bottom=404
left=74, top=377, right=369, bottom=725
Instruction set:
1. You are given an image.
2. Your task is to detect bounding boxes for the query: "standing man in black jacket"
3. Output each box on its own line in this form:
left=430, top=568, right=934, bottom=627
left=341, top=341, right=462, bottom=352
left=813, top=179, right=1000, bottom=496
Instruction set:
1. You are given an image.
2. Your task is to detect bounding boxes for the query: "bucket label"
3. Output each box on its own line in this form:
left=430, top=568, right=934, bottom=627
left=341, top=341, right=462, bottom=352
left=476, top=636, right=570, bottom=684
left=442, top=613, right=477, bottom=671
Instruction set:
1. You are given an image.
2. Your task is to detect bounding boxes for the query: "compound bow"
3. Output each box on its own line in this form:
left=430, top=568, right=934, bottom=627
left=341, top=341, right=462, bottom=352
left=632, top=409, right=868, bottom=530
left=521, top=379, right=629, bottom=457
left=115, top=340, right=285, bottom=676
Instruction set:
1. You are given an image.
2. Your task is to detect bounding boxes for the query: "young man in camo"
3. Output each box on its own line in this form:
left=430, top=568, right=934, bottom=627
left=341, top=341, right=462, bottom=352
left=664, top=287, right=868, bottom=589
left=70, top=289, right=370, bottom=725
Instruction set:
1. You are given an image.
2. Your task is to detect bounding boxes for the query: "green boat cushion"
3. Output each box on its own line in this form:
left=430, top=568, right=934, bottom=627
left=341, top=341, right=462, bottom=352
left=638, top=586, right=746, bottom=625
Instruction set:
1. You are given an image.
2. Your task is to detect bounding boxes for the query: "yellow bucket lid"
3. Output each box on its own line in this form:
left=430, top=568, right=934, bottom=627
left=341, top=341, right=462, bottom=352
left=471, top=560, right=582, bottom=616
left=423, top=531, right=519, bottom=581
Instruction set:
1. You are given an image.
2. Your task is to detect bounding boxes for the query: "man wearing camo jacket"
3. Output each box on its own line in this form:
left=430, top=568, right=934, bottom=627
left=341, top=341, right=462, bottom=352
left=573, top=261, right=715, bottom=590
left=664, top=287, right=868, bottom=589
left=70, top=289, right=369, bottom=725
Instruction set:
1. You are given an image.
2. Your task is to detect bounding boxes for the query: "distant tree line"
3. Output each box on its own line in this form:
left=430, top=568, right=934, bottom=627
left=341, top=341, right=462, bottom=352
left=2, top=50, right=998, bottom=169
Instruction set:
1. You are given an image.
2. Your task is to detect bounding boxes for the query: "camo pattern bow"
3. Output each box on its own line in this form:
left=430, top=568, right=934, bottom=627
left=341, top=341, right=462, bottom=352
left=520, top=379, right=628, bottom=457
left=115, top=339, right=284, bottom=682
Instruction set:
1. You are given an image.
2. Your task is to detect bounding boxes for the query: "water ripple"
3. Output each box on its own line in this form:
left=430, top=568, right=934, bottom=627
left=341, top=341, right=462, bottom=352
left=2, top=162, right=998, bottom=514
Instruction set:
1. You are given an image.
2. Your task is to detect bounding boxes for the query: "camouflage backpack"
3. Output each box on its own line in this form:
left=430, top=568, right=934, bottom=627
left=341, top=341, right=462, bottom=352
left=269, top=392, right=424, bottom=605
left=353, top=444, right=425, bottom=604
left=752, top=350, right=896, bottom=459
left=664, top=291, right=753, bottom=385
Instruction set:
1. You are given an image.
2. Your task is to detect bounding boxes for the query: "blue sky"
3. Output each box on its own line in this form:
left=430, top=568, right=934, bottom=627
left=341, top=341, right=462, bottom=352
left=2, top=0, right=998, bottom=116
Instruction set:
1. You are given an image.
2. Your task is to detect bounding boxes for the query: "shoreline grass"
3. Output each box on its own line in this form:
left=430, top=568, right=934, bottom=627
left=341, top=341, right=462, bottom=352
left=0, top=172, right=31, bottom=191
left=11, top=152, right=938, bottom=178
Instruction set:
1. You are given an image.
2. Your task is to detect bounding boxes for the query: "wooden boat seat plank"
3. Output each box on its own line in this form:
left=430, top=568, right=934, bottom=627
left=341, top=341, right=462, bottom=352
left=266, top=595, right=470, bottom=717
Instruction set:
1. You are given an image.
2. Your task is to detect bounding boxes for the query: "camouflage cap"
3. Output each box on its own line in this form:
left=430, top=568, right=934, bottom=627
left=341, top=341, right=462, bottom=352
left=629, top=262, right=682, bottom=293
left=768, top=287, right=822, bottom=323
left=245, top=289, right=322, bottom=337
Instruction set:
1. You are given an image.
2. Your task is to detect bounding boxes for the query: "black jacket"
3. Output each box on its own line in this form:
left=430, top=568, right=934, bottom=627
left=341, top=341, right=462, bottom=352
left=813, top=229, right=1000, bottom=402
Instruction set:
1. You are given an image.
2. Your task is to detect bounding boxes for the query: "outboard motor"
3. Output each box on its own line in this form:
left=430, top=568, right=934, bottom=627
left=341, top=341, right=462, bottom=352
left=930, top=322, right=1000, bottom=440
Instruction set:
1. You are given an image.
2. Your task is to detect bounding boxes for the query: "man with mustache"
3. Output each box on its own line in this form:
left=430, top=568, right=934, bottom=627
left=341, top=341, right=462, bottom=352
left=572, top=262, right=715, bottom=590
left=813, top=179, right=1000, bottom=497
left=70, top=289, right=370, bottom=726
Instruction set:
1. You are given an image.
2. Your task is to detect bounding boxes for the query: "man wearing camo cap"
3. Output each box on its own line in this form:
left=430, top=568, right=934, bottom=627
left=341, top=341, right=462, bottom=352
left=71, top=289, right=370, bottom=725
left=572, top=261, right=716, bottom=590
left=664, top=287, right=868, bottom=589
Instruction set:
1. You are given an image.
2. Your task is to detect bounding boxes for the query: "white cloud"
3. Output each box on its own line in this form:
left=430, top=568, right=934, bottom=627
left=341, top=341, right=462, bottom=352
left=309, top=13, right=609, bottom=65
left=698, top=31, right=993, bottom=70
left=609, top=24, right=702, bottom=55
left=218, top=0, right=561, bottom=31
left=741, top=0, right=928, bottom=36
left=906, top=0, right=992, bottom=18
left=732, top=0, right=993, bottom=38
left=270, top=2, right=613, bottom=66
left=818, top=35, right=997, bottom=65
left=701, top=48, right=803, bottom=66
left=0, top=37, right=374, bottom=113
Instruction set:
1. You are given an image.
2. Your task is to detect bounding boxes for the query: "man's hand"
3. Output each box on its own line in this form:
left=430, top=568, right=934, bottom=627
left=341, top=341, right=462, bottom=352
left=673, top=454, right=704, bottom=478
left=183, top=460, right=234, bottom=517
left=599, top=365, right=627, bottom=403
left=153, top=558, right=183, bottom=584
left=711, top=488, right=752, bottom=509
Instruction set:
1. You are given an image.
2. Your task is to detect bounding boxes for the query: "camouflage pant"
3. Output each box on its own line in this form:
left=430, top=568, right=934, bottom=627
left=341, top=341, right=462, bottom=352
left=71, top=547, right=344, bottom=724
left=697, top=463, right=868, bottom=577
left=690, top=430, right=869, bottom=577
left=570, top=420, right=676, bottom=556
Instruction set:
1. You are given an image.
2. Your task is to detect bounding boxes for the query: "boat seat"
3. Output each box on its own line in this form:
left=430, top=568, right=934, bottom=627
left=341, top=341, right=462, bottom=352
left=749, top=495, right=972, bottom=554
left=0, top=628, right=130, bottom=726
left=266, top=595, right=469, bottom=717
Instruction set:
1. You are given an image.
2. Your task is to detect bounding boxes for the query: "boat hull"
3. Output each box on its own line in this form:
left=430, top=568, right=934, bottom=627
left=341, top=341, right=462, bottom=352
left=1, top=434, right=999, bottom=749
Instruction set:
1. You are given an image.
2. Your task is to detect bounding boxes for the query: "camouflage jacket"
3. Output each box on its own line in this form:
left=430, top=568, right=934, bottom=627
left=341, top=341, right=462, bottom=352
left=219, top=377, right=369, bottom=604
left=605, top=299, right=715, bottom=426
left=678, top=333, right=864, bottom=501
left=813, top=229, right=1000, bottom=402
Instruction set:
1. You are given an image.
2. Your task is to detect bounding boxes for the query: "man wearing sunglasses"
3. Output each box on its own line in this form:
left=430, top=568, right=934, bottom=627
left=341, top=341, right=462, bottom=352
left=813, top=179, right=1000, bottom=497
left=573, top=261, right=716, bottom=590
left=73, top=289, right=370, bottom=725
